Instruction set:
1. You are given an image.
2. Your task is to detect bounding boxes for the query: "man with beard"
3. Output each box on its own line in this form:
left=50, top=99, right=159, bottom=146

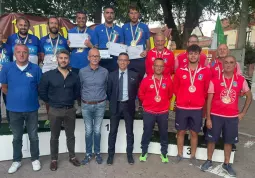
left=6, top=16, right=41, bottom=65
left=122, top=5, right=150, bottom=82
left=40, top=17, right=69, bottom=73
left=39, top=49, right=81, bottom=171
left=68, top=11, right=94, bottom=116
left=93, top=6, right=124, bottom=72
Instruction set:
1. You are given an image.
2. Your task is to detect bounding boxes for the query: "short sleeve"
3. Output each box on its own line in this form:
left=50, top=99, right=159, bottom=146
left=40, top=39, right=45, bottom=54
left=242, top=80, right=250, bottom=93
left=144, top=25, right=150, bottom=40
left=208, top=81, right=215, bottom=93
left=118, top=28, right=124, bottom=43
left=0, top=65, right=8, bottom=84
left=93, top=27, right=99, bottom=46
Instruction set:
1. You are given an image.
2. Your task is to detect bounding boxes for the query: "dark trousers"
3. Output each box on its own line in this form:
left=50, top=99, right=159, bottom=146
left=141, top=111, right=169, bottom=155
left=9, top=111, right=39, bottom=162
left=49, top=107, right=76, bottom=160
left=108, top=101, right=134, bottom=155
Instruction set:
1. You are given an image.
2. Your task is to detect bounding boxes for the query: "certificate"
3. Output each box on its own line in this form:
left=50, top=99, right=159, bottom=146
left=99, top=50, right=111, bottom=59
left=68, top=33, right=88, bottom=48
left=108, top=42, right=127, bottom=56
left=127, top=45, right=144, bottom=59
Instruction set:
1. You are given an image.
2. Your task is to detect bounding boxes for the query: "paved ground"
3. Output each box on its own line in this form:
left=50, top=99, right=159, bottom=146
left=0, top=98, right=254, bottom=178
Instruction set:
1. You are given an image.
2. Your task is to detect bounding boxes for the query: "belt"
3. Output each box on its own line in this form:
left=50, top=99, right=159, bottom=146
left=118, top=100, right=128, bottom=103
left=56, top=105, right=74, bottom=109
left=82, top=99, right=105, bottom=105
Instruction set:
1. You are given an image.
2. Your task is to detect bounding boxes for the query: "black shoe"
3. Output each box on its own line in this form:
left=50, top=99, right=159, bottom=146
left=127, top=154, right=134, bottom=165
left=232, top=144, right=237, bottom=151
left=107, top=155, right=114, bottom=165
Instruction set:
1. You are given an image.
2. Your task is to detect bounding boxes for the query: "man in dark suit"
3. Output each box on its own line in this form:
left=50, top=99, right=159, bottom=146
left=107, top=52, right=139, bottom=165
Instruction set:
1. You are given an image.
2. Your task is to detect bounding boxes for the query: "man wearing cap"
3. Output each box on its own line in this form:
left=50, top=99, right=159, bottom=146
left=201, top=55, right=252, bottom=177
left=173, top=44, right=211, bottom=166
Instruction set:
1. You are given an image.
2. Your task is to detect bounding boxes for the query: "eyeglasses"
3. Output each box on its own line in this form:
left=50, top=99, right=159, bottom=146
left=89, top=55, right=100, bottom=58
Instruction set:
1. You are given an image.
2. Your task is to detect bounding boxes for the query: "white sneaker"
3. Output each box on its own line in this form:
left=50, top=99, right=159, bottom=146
left=32, top=160, right=41, bottom=171
left=8, top=162, right=21, bottom=174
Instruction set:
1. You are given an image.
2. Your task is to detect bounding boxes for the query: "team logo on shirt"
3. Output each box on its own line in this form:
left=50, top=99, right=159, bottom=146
left=28, top=39, right=32, bottom=43
left=163, top=58, right=167, bottom=63
left=220, top=89, right=236, bottom=104
left=233, top=81, right=237, bottom=87
left=183, top=59, right=187, bottom=62
left=215, top=67, right=219, bottom=70
left=150, top=84, right=154, bottom=88
left=220, top=82, right=225, bottom=86
left=182, top=75, right=187, bottom=79
left=26, top=72, right=33, bottom=78
left=46, top=39, right=51, bottom=43
left=198, top=74, right=203, bottom=80
left=59, top=40, right=63, bottom=44
left=162, top=83, right=166, bottom=89
left=152, top=57, right=155, bottom=61
left=15, top=39, right=20, bottom=44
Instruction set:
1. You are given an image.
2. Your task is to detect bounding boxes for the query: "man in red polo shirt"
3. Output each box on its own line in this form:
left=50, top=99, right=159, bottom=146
left=138, top=58, right=173, bottom=163
left=201, top=55, right=252, bottom=177
left=173, top=44, right=211, bottom=166
left=175, top=34, right=208, bottom=70
left=145, top=32, right=175, bottom=77
left=210, top=44, right=241, bottom=79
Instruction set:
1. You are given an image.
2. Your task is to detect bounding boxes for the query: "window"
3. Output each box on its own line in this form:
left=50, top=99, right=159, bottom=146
left=246, top=31, right=251, bottom=42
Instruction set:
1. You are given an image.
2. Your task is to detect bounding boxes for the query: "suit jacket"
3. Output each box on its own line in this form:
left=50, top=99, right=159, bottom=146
left=107, top=69, right=139, bottom=116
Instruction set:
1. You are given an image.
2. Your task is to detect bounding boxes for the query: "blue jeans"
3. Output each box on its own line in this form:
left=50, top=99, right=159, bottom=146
left=9, top=111, right=39, bottom=162
left=81, top=101, right=106, bottom=154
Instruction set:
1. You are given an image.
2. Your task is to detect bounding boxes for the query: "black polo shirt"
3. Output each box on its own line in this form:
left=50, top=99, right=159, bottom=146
left=39, top=68, right=80, bottom=108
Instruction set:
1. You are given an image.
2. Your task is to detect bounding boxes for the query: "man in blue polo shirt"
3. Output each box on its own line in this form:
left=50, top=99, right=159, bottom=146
left=68, top=11, right=94, bottom=116
left=0, top=29, right=12, bottom=126
left=68, top=11, right=94, bottom=74
left=0, top=44, right=42, bottom=174
left=93, top=6, right=124, bottom=72
left=122, top=5, right=150, bottom=81
left=6, top=16, right=41, bottom=65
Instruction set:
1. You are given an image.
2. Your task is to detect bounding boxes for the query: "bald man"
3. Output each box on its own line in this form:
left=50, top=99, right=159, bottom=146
left=209, top=44, right=242, bottom=79
left=79, top=48, right=108, bottom=165
left=145, top=32, right=175, bottom=77
left=201, top=56, right=252, bottom=177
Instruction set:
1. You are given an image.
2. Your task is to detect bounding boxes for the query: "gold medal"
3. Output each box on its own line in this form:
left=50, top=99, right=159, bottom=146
left=188, top=85, right=196, bottom=93
left=77, top=48, right=84, bottom=53
left=222, top=96, right=231, bottom=104
left=154, top=95, right=161, bottom=102
left=131, top=40, right=136, bottom=47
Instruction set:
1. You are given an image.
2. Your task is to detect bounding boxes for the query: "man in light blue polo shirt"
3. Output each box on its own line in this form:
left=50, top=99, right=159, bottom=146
left=122, top=5, right=150, bottom=81
left=0, top=44, right=42, bottom=174
left=93, top=6, right=124, bottom=72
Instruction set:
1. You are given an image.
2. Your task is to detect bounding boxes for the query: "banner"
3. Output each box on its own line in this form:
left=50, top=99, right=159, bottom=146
left=0, top=13, right=75, bottom=41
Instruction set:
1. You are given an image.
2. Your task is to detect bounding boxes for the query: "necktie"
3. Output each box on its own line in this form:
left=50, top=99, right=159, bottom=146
left=118, top=72, right=124, bottom=101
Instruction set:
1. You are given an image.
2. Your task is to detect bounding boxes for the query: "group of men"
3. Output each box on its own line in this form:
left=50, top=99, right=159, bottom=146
left=0, top=4, right=252, bottom=178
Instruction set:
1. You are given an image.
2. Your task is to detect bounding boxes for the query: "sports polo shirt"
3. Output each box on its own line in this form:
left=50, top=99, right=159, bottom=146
left=208, top=74, right=249, bottom=118
left=122, top=22, right=150, bottom=48
left=209, top=58, right=242, bottom=79
left=138, top=75, right=173, bottom=114
left=173, top=65, right=211, bottom=109
left=69, top=27, right=94, bottom=69
left=145, top=47, right=175, bottom=76
left=0, top=62, right=42, bottom=112
left=93, top=24, right=123, bottom=48
left=6, top=33, right=41, bottom=64
left=176, top=52, right=207, bottom=69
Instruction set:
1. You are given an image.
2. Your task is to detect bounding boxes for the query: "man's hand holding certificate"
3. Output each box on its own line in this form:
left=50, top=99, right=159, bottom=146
left=68, top=33, right=89, bottom=48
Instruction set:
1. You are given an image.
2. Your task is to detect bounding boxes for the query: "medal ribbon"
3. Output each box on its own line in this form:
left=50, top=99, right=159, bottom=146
left=17, top=33, right=28, bottom=44
left=222, top=74, right=234, bottom=97
left=152, top=75, right=163, bottom=97
left=188, top=65, right=198, bottom=87
left=105, top=24, right=115, bottom=42
left=49, top=34, right=59, bottom=56
left=130, top=23, right=141, bottom=44
left=77, top=27, right=87, bottom=34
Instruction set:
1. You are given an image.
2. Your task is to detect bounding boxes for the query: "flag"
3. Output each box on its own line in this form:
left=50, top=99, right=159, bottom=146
left=211, top=16, right=226, bottom=49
